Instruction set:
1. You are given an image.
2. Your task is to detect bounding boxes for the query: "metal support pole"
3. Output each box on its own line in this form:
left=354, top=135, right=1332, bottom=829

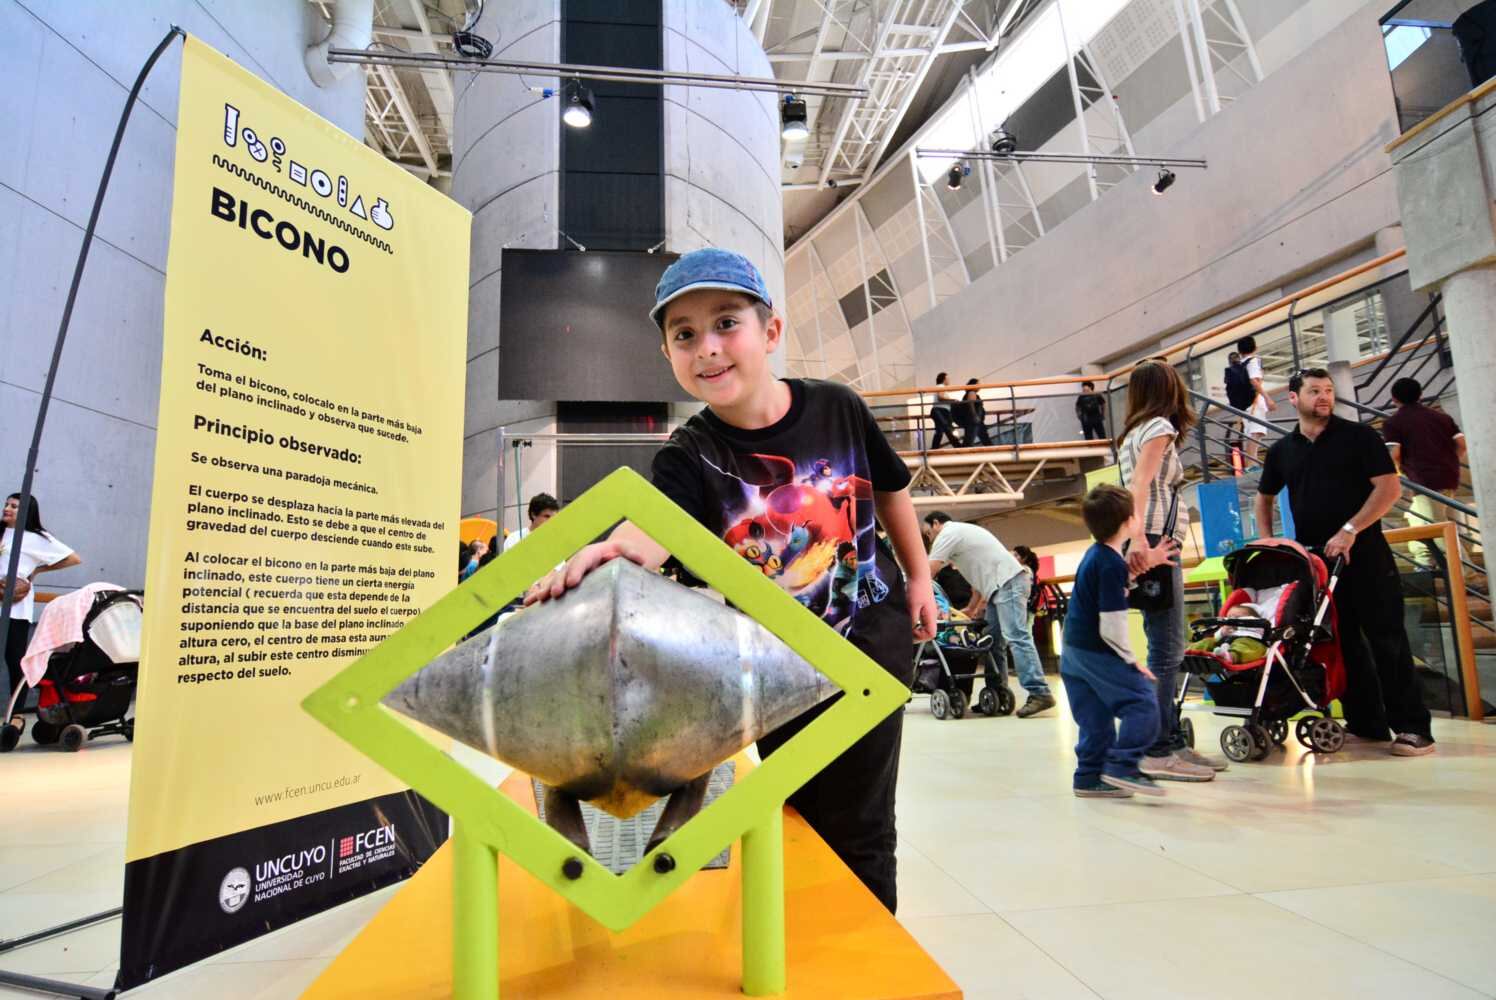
left=740, top=809, right=786, bottom=996
left=1220, top=0, right=1264, bottom=81
left=1056, top=0, right=1099, bottom=202
left=1172, top=0, right=1207, bottom=123
left=452, top=821, right=499, bottom=1000
left=807, top=241, right=841, bottom=380
left=1197, top=401, right=1213, bottom=482
left=1185, top=0, right=1222, bottom=115
left=1286, top=299, right=1303, bottom=373
left=965, top=71, right=1004, bottom=267
left=910, top=150, right=939, bottom=312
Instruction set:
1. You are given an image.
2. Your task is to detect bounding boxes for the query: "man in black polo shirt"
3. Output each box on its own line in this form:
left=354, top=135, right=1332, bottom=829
left=1254, top=369, right=1434, bottom=757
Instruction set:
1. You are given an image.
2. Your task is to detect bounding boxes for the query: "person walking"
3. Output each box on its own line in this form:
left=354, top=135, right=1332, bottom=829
left=955, top=378, right=992, bottom=447
left=1235, top=336, right=1275, bottom=466
left=1382, top=377, right=1471, bottom=547
left=1117, top=361, right=1222, bottom=779
left=927, top=372, right=960, bottom=449
left=1255, top=369, right=1435, bottom=756
left=924, top=512, right=1056, bottom=717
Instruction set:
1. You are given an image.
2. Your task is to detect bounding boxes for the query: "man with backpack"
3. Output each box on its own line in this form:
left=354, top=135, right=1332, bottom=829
left=1226, top=337, right=1274, bottom=465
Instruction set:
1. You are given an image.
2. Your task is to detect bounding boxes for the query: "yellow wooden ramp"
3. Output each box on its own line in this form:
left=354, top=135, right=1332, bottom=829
left=304, top=770, right=961, bottom=999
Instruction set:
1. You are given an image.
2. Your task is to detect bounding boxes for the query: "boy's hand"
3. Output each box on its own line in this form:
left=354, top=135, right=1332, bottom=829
left=523, top=539, right=650, bottom=605
left=1133, top=661, right=1157, bottom=681
left=907, top=575, right=938, bottom=642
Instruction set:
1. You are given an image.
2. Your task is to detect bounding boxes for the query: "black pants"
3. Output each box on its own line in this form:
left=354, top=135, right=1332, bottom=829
left=1335, top=538, right=1432, bottom=740
left=929, top=406, right=957, bottom=449
left=4, top=620, right=31, bottom=715
left=1080, top=416, right=1107, bottom=441
left=757, top=565, right=909, bottom=914
left=955, top=412, right=991, bottom=447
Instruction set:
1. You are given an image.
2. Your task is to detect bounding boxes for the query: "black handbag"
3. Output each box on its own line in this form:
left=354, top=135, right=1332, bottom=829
left=1127, top=489, right=1179, bottom=612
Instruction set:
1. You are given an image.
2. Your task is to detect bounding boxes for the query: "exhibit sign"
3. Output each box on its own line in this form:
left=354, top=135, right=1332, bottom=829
left=119, top=38, right=469, bottom=989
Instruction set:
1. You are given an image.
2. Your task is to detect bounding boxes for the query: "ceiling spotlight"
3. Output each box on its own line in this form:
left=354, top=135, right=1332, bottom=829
left=1152, top=167, right=1176, bottom=195
left=781, top=94, right=809, bottom=141
left=563, top=84, right=594, bottom=128
left=947, top=162, right=965, bottom=191
left=990, top=124, right=1018, bottom=156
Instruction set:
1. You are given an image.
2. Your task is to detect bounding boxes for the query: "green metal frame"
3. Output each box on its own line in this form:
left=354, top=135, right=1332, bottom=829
left=303, top=468, right=910, bottom=997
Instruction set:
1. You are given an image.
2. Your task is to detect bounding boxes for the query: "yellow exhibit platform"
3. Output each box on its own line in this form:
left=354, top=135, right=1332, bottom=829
left=304, top=770, right=961, bottom=999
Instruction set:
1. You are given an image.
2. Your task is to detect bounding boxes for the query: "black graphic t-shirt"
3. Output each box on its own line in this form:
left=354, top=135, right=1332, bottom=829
left=652, top=379, right=912, bottom=664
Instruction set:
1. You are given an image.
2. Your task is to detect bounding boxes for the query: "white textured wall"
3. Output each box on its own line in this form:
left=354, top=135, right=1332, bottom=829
left=913, top=0, right=1402, bottom=382
left=0, top=0, right=364, bottom=599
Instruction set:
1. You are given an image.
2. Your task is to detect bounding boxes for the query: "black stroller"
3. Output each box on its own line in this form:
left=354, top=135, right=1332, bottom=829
left=0, top=589, right=141, bottom=753
left=911, top=582, right=1016, bottom=720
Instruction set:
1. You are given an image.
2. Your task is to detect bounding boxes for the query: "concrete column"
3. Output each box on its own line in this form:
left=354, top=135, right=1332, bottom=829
left=1435, top=267, right=1496, bottom=527
left=1323, top=299, right=1362, bottom=367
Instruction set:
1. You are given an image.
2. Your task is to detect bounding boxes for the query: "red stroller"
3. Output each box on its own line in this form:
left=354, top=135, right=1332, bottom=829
left=1181, top=539, right=1347, bottom=763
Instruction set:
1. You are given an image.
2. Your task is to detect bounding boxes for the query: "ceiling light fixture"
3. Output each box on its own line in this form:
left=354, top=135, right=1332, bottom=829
left=990, top=124, right=1018, bottom=156
left=947, top=162, right=965, bottom=190
left=1152, top=168, right=1176, bottom=195
left=563, top=83, right=594, bottom=128
left=781, top=94, right=809, bottom=141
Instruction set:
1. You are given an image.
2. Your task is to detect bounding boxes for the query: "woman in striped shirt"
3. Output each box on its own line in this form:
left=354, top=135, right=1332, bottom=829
left=1117, top=361, right=1224, bottom=779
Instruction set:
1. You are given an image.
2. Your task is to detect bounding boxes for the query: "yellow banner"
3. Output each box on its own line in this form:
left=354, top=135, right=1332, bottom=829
left=126, top=38, right=469, bottom=863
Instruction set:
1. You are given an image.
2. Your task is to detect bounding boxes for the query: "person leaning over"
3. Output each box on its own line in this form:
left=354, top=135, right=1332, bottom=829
left=1254, top=369, right=1434, bottom=757
left=1117, top=361, right=1223, bottom=780
left=1062, top=484, right=1176, bottom=798
left=525, top=248, right=937, bottom=913
left=923, top=512, right=1055, bottom=718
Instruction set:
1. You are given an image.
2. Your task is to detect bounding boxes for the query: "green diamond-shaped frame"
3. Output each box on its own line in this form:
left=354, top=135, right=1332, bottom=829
left=303, top=467, right=909, bottom=932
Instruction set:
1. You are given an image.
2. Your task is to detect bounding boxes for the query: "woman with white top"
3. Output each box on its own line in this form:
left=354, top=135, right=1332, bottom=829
left=928, top=372, right=960, bottom=449
left=2, top=493, right=80, bottom=733
left=1117, top=363, right=1224, bottom=780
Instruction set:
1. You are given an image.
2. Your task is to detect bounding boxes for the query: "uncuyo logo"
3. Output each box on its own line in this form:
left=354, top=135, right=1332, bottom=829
left=218, top=867, right=251, bottom=914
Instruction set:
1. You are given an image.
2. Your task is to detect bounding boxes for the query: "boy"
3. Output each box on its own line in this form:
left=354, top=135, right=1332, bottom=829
left=1062, top=484, right=1174, bottom=798
left=526, top=248, right=937, bottom=911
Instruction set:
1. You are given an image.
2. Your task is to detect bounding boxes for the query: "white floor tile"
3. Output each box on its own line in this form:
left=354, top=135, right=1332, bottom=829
left=901, top=913, right=1100, bottom=1000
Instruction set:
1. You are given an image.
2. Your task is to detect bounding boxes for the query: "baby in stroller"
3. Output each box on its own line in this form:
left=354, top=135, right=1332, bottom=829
left=1186, top=602, right=1268, bottom=664
left=1180, top=539, right=1347, bottom=763
left=912, top=581, right=1016, bottom=720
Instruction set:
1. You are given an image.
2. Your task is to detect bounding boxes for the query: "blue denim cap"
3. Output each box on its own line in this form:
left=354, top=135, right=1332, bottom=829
left=650, top=248, right=772, bottom=328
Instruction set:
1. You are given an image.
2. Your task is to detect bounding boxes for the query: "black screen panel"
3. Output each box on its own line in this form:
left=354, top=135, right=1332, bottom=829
left=498, top=249, right=687, bottom=402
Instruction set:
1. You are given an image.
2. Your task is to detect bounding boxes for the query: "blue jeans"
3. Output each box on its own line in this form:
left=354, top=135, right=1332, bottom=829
left=1061, top=645, right=1160, bottom=785
left=1140, top=534, right=1185, bottom=756
left=986, top=574, right=1051, bottom=697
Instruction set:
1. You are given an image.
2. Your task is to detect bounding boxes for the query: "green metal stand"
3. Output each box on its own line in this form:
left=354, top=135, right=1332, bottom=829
left=453, top=822, right=499, bottom=1000
left=740, top=809, right=786, bottom=996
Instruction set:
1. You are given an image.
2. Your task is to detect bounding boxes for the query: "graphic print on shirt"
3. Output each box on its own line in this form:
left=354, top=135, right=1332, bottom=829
left=703, top=451, right=890, bottom=631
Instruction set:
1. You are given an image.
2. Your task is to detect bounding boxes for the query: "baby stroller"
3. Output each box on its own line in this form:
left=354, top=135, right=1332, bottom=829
left=1181, top=539, right=1346, bottom=763
left=0, top=589, right=142, bottom=753
left=912, top=582, right=1016, bottom=720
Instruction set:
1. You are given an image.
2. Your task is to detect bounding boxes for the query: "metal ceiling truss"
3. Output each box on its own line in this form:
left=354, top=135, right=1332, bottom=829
left=1173, top=0, right=1262, bottom=121
left=907, top=150, right=968, bottom=312
left=1070, top=44, right=1136, bottom=197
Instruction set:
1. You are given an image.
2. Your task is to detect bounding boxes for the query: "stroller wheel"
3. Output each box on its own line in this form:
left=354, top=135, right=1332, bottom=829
left=978, top=687, right=998, bottom=717
left=124, top=720, right=134, bottom=742
left=1246, top=724, right=1272, bottom=761
left=1294, top=717, right=1316, bottom=749
left=1180, top=717, right=1196, bottom=749
left=31, top=721, right=60, bottom=745
left=1220, top=725, right=1256, bottom=763
left=1267, top=720, right=1289, bottom=747
left=1307, top=717, right=1346, bottom=754
left=950, top=689, right=967, bottom=720
left=60, top=724, right=86, bottom=753
left=996, top=687, right=1015, bottom=716
left=930, top=689, right=951, bottom=721
left=0, top=721, right=20, bottom=753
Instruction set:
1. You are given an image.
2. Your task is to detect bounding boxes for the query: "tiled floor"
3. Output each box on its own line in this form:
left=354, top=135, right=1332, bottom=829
left=3, top=686, right=1495, bottom=998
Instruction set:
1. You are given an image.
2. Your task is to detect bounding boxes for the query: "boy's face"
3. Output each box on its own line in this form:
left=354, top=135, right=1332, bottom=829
left=660, top=290, right=781, bottom=410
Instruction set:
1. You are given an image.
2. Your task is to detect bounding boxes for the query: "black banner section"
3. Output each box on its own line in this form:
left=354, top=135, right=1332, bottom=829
left=116, top=790, right=446, bottom=990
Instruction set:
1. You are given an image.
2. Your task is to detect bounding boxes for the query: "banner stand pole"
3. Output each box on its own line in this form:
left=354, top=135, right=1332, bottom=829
left=0, top=26, right=183, bottom=1000
left=0, top=907, right=122, bottom=955
left=0, top=22, right=184, bottom=726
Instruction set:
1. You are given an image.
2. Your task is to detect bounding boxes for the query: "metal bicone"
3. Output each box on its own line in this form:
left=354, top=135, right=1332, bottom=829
left=383, top=559, right=836, bottom=840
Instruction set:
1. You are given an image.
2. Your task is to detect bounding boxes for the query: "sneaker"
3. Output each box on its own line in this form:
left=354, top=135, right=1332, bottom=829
left=1074, top=778, right=1133, bottom=798
left=1175, top=746, right=1229, bottom=772
left=1139, top=753, right=1214, bottom=782
left=1390, top=733, right=1436, bottom=757
left=1016, top=692, right=1056, bottom=718
left=1100, top=771, right=1166, bottom=797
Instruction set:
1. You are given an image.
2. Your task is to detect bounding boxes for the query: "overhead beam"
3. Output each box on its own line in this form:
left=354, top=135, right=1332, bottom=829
left=372, top=62, right=438, bottom=173
left=860, top=0, right=969, bottom=184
